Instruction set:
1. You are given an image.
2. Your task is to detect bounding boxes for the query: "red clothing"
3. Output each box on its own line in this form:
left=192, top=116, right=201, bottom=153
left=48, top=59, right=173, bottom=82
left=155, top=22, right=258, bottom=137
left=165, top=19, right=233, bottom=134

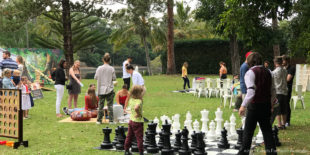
left=124, top=120, right=144, bottom=153
left=84, top=96, right=99, bottom=110
left=119, top=95, right=128, bottom=106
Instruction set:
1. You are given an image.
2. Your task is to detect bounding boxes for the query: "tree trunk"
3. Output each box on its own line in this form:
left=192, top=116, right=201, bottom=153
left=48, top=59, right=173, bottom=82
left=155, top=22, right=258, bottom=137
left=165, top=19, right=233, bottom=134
left=229, top=33, right=240, bottom=75
left=62, top=0, right=74, bottom=67
left=142, top=36, right=152, bottom=76
left=272, top=8, right=280, bottom=57
left=166, top=0, right=176, bottom=74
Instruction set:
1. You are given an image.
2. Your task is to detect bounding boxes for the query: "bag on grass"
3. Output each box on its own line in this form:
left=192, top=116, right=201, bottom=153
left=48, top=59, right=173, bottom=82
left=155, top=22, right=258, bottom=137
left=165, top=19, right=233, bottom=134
left=70, top=110, right=91, bottom=121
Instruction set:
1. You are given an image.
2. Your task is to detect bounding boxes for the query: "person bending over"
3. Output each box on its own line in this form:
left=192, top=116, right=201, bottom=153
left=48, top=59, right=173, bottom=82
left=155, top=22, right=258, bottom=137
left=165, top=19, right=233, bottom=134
left=116, top=84, right=129, bottom=109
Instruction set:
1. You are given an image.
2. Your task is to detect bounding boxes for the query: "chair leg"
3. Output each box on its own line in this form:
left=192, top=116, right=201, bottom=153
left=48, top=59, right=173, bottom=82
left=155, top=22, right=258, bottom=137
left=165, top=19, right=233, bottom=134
left=294, top=99, right=297, bottom=110
left=301, top=98, right=305, bottom=109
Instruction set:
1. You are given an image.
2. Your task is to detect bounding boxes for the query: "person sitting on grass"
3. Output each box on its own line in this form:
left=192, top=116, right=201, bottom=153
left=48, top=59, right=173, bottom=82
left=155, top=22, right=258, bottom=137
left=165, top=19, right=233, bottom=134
left=116, top=84, right=129, bottom=109
left=124, top=85, right=145, bottom=155
left=2, top=68, right=15, bottom=89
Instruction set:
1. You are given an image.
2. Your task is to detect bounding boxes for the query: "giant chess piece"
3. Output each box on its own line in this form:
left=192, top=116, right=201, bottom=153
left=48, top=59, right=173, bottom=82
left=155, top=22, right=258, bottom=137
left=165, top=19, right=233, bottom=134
left=172, top=130, right=182, bottom=152
left=200, top=109, right=209, bottom=134
left=206, top=120, right=216, bottom=141
left=131, top=136, right=139, bottom=152
left=153, top=117, right=161, bottom=133
left=230, top=114, right=238, bottom=140
left=172, top=114, right=181, bottom=135
left=215, top=108, right=223, bottom=137
left=115, top=126, right=126, bottom=150
left=224, top=120, right=231, bottom=140
left=193, top=119, right=200, bottom=132
left=234, top=127, right=243, bottom=149
left=146, top=121, right=159, bottom=153
left=194, top=132, right=207, bottom=155
left=184, top=111, right=193, bottom=134
left=179, top=127, right=191, bottom=155
left=112, top=126, right=119, bottom=146
left=273, top=126, right=281, bottom=147
left=218, top=127, right=230, bottom=149
left=190, top=131, right=197, bottom=153
left=143, top=130, right=150, bottom=149
left=256, top=124, right=264, bottom=144
left=158, top=129, right=164, bottom=150
left=161, top=120, right=174, bottom=155
left=101, top=127, right=113, bottom=149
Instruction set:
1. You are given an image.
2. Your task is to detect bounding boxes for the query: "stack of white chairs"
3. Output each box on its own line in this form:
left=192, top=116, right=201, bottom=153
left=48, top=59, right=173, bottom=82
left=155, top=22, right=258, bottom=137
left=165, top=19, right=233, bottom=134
left=204, top=78, right=211, bottom=97
left=291, top=85, right=306, bottom=110
left=208, top=78, right=218, bottom=98
left=194, top=80, right=206, bottom=98
left=222, top=81, right=233, bottom=108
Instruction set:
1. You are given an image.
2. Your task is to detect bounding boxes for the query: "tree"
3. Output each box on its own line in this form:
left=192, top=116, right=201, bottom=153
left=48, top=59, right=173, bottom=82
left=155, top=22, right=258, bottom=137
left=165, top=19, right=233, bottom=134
left=166, top=0, right=176, bottom=74
left=110, top=0, right=166, bottom=75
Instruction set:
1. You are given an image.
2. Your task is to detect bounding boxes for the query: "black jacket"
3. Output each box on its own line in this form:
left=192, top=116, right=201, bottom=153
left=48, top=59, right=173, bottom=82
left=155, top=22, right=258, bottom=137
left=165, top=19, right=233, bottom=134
left=54, top=67, right=66, bottom=85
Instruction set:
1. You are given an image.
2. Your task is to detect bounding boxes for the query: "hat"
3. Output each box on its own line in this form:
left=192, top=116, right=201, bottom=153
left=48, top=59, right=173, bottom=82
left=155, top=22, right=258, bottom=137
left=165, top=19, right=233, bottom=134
left=245, top=51, right=253, bottom=58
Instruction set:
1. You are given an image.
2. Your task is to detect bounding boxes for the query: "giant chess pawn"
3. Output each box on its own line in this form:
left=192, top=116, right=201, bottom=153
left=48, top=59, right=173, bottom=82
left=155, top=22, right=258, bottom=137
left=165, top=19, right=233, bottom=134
left=172, top=130, right=182, bottom=152
left=101, top=127, right=113, bottom=149
left=234, top=127, right=243, bottom=149
left=273, top=126, right=281, bottom=147
left=112, top=126, right=119, bottom=146
left=224, top=120, right=231, bottom=140
left=215, top=108, right=223, bottom=137
left=193, top=119, right=200, bottom=132
left=218, top=127, right=230, bottom=149
left=179, top=127, right=191, bottom=155
left=206, top=120, right=216, bottom=141
left=200, top=109, right=209, bottom=134
left=146, top=121, right=159, bottom=153
left=115, top=126, right=126, bottom=150
left=256, top=123, right=264, bottom=144
left=194, top=132, right=207, bottom=155
left=172, top=114, right=181, bottom=134
left=230, top=114, right=238, bottom=140
left=161, top=120, right=174, bottom=155
left=153, top=117, right=161, bottom=133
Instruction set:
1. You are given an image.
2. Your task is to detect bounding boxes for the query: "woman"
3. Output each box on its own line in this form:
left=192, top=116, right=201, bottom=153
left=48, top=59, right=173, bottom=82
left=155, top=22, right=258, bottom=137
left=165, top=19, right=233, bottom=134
left=182, top=62, right=190, bottom=90
left=116, top=84, right=130, bottom=108
left=219, top=61, right=227, bottom=80
left=67, top=60, right=82, bottom=114
left=54, top=59, right=67, bottom=117
left=16, top=56, right=24, bottom=74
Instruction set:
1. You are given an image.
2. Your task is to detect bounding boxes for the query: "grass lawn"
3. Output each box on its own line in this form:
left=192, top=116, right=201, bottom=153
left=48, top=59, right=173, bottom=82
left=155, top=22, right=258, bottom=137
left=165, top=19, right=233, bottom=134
left=1, top=75, right=309, bottom=155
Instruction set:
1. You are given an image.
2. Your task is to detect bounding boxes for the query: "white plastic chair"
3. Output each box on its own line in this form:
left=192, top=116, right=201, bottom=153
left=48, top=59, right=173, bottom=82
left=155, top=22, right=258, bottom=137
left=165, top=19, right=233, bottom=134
left=222, top=83, right=233, bottom=108
left=194, top=80, right=205, bottom=98
left=204, top=78, right=211, bottom=97
left=208, top=79, right=217, bottom=98
left=291, top=85, right=306, bottom=110
left=215, top=78, right=221, bottom=98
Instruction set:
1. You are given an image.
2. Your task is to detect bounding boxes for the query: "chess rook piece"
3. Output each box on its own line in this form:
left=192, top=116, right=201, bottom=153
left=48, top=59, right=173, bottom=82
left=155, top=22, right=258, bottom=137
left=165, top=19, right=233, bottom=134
left=161, top=120, right=174, bottom=155
left=101, top=127, right=113, bottom=149
left=115, top=126, right=126, bottom=150
left=112, top=127, right=119, bottom=146
left=273, top=126, right=281, bottom=147
left=179, top=127, right=191, bottom=155
left=234, top=127, right=243, bottom=149
left=218, top=127, right=230, bottom=149
left=146, top=121, right=159, bottom=153
left=173, top=130, right=182, bottom=152
left=190, top=131, right=197, bottom=153
left=158, top=129, right=164, bottom=150
left=194, top=132, right=207, bottom=155
left=131, top=136, right=139, bottom=152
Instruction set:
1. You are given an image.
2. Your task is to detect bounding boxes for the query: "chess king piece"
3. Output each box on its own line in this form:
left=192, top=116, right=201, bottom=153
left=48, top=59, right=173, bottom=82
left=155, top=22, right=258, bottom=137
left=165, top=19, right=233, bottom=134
left=200, top=109, right=209, bottom=134
left=146, top=121, right=159, bottom=153
left=229, top=114, right=238, bottom=140
left=215, top=108, right=223, bottom=137
left=256, top=123, right=264, bottom=144
left=194, top=132, right=207, bottom=155
left=161, top=120, right=174, bottom=155
left=193, top=119, right=200, bottom=132
left=112, top=126, right=119, bottom=146
left=234, top=127, right=243, bottom=149
left=172, top=114, right=181, bottom=135
left=224, top=120, right=231, bottom=140
left=206, top=120, right=216, bottom=141
left=172, top=130, right=182, bottom=152
left=153, top=117, right=161, bottom=133
left=115, top=126, right=126, bottom=150
left=218, top=127, right=230, bottom=149
left=179, top=127, right=191, bottom=155
left=101, top=127, right=113, bottom=149
left=273, top=126, right=281, bottom=147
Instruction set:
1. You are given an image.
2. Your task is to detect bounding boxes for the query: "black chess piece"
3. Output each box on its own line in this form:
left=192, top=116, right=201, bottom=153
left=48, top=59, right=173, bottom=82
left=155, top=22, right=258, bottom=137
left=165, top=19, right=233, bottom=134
left=131, top=136, right=139, bottom=152
left=179, top=127, right=191, bottom=155
left=146, top=121, right=159, bottom=153
left=161, top=120, right=174, bottom=155
left=194, top=132, right=207, bottom=155
left=143, top=130, right=150, bottom=149
left=116, top=126, right=126, bottom=150
left=173, top=130, right=182, bottom=152
left=101, top=127, right=113, bottom=149
left=190, top=131, right=197, bottom=153
left=158, top=129, right=164, bottom=150
left=273, top=126, right=281, bottom=147
left=218, top=127, right=230, bottom=149
left=234, top=127, right=243, bottom=149
left=112, top=127, right=119, bottom=146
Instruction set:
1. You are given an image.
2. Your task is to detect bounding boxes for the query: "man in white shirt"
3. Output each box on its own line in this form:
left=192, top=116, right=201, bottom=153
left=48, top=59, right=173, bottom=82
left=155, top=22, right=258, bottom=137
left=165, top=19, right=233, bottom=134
left=126, top=65, right=144, bottom=86
left=122, top=57, right=133, bottom=90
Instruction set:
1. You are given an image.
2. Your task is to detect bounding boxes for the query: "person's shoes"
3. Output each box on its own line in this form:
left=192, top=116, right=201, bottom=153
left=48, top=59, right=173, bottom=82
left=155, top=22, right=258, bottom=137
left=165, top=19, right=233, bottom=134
left=96, top=121, right=102, bottom=125
left=62, top=107, right=68, bottom=115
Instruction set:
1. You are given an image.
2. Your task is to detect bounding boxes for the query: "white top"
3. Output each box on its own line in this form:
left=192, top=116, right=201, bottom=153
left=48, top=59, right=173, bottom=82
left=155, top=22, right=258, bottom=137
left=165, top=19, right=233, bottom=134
left=272, top=66, right=288, bottom=95
left=241, top=66, right=276, bottom=107
left=18, top=64, right=23, bottom=75
left=94, top=64, right=116, bottom=95
left=122, top=60, right=131, bottom=78
left=132, top=71, right=144, bottom=86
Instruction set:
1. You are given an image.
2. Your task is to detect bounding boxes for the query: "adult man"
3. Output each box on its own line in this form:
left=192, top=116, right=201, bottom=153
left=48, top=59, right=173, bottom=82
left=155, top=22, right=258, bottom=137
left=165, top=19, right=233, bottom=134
left=240, top=51, right=252, bottom=99
left=95, top=53, right=116, bottom=124
left=122, top=56, right=133, bottom=90
left=0, top=50, right=18, bottom=71
left=238, top=52, right=277, bottom=155
left=282, top=55, right=295, bottom=127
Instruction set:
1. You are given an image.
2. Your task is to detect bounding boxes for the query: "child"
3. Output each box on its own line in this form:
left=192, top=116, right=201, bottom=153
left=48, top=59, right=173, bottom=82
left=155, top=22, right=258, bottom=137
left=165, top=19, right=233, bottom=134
left=2, top=69, right=15, bottom=89
left=12, top=70, right=21, bottom=86
left=182, top=62, right=190, bottom=90
left=84, top=87, right=99, bottom=113
left=124, top=85, right=145, bottom=155
left=21, top=76, right=31, bottom=119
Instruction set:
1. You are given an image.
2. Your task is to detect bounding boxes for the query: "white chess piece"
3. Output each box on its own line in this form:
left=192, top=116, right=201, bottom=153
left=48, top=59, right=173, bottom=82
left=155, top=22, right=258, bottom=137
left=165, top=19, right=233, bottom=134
left=215, top=108, right=223, bottom=137
left=153, top=117, right=161, bottom=133
left=229, top=114, right=238, bottom=140
left=200, top=109, right=209, bottom=134
left=184, top=111, right=193, bottom=134
left=193, top=119, right=200, bottom=132
left=242, top=117, right=246, bottom=129
left=256, top=123, right=264, bottom=144
left=224, top=120, right=231, bottom=140
left=160, top=115, right=170, bottom=125
left=172, top=114, right=181, bottom=134
left=206, top=120, right=216, bottom=141
left=186, top=111, right=192, bottom=121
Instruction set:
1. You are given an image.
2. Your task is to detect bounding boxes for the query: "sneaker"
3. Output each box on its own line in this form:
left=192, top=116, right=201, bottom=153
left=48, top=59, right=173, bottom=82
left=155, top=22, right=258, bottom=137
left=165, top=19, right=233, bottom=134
left=62, top=107, right=68, bottom=115
left=96, top=121, right=102, bottom=125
